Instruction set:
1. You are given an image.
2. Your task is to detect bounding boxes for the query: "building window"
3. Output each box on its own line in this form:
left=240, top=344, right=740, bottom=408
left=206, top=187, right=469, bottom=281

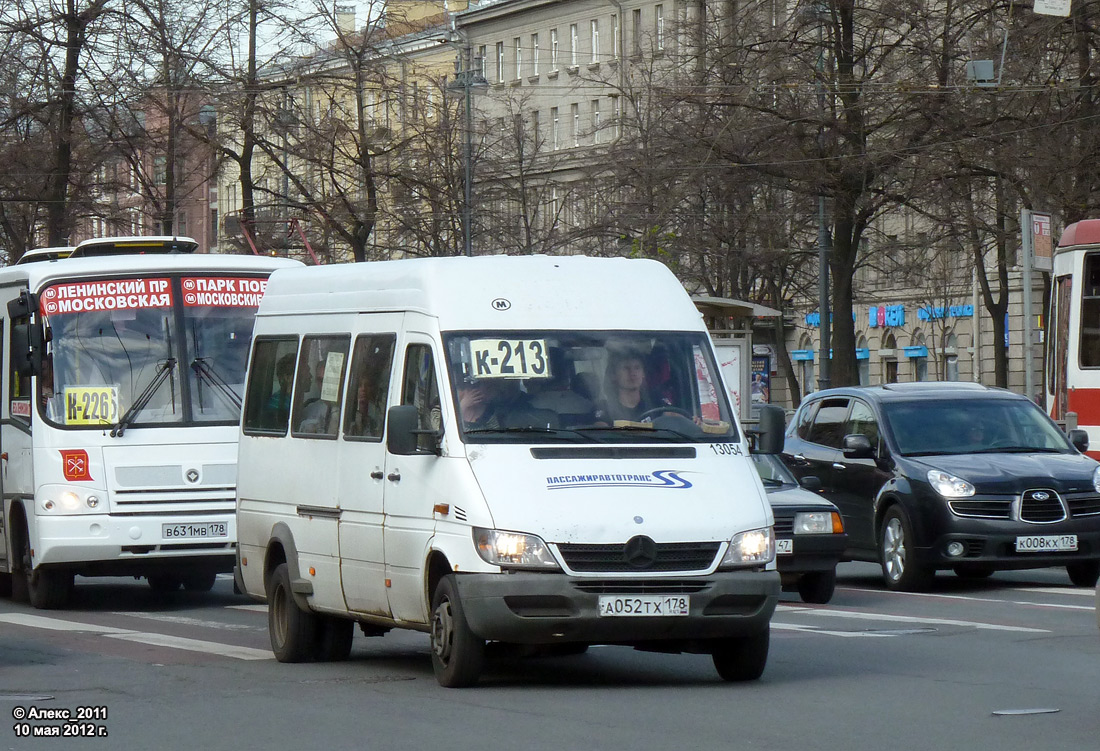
left=570, top=24, right=578, bottom=67
left=477, top=45, right=487, bottom=76
left=531, top=33, right=539, bottom=75
left=656, top=5, right=665, bottom=50
left=591, top=19, right=599, bottom=64
left=611, top=15, right=619, bottom=59
left=571, top=102, right=579, bottom=147
left=531, top=110, right=540, bottom=152
left=551, top=28, right=559, bottom=69
left=514, top=37, right=522, bottom=79
left=632, top=9, right=642, bottom=55
left=496, top=41, right=504, bottom=82
left=592, top=99, right=601, bottom=144
left=551, top=106, right=559, bottom=150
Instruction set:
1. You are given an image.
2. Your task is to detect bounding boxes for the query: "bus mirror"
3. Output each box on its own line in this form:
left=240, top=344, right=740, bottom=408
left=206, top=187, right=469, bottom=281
left=10, top=323, right=42, bottom=377
left=7, top=289, right=37, bottom=319
left=387, top=404, right=421, bottom=456
left=755, top=404, right=786, bottom=454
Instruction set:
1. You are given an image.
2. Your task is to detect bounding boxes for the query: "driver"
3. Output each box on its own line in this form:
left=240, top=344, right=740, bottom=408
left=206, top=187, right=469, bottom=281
left=594, top=350, right=672, bottom=423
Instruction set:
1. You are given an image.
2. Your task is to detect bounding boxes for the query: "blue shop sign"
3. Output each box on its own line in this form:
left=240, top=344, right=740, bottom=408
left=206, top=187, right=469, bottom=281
left=903, top=346, right=929, bottom=358
left=868, top=305, right=905, bottom=328
left=791, top=349, right=815, bottom=361
left=918, top=304, right=974, bottom=321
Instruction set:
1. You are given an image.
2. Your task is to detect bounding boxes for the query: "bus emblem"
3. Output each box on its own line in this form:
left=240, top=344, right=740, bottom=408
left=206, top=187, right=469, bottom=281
left=185, top=469, right=200, bottom=484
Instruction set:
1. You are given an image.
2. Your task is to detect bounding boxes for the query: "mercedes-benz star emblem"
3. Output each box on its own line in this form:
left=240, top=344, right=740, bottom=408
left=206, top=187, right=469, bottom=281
left=623, top=535, right=658, bottom=569
left=185, top=469, right=200, bottom=484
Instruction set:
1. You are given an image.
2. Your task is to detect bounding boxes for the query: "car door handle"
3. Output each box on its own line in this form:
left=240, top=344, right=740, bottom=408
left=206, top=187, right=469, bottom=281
left=832, top=463, right=846, bottom=470
left=387, top=471, right=401, bottom=482
left=370, top=470, right=384, bottom=480
left=792, top=454, right=808, bottom=464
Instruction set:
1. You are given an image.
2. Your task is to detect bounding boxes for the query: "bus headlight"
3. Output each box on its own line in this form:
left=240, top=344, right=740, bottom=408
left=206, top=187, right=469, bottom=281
left=721, top=527, right=775, bottom=568
left=473, top=528, right=560, bottom=570
left=41, top=488, right=104, bottom=514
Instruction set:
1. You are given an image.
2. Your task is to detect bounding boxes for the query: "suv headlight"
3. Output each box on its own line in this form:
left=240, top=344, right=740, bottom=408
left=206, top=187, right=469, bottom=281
left=721, top=527, right=775, bottom=568
left=1093, top=466, right=1100, bottom=494
left=927, top=469, right=975, bottom=498
left=473, top=528, right=560, bottom=570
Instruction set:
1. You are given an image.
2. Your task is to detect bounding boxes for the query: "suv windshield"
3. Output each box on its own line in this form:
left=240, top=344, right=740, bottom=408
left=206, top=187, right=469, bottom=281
left=883, top=398, right=1074, bottom=456
left=39, top=275, right=263, bottom=429
left=442, top=330, right=737, bottom=444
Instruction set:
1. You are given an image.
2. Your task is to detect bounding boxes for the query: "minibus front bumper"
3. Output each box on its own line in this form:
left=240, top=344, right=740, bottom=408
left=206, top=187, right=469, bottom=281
left=454, top=569, right=780, bottom=645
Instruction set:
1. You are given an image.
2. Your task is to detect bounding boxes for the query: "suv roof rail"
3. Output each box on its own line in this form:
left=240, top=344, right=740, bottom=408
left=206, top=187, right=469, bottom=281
left=880, top=381, right=990, bottom=391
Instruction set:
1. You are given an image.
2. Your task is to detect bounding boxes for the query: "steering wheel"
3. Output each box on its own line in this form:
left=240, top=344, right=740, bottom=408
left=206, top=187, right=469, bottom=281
left=638, top=406, right=694, bottom=421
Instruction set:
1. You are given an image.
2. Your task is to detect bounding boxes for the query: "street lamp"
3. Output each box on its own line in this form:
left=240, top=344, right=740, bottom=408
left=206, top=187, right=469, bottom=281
left=447, top=44, right=488, bottom=257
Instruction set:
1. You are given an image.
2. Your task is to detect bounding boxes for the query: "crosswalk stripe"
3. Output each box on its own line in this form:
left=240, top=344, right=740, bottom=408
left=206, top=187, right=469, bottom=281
left=103, top=632, right=272, bottom=660
left=0, top=613, right=134, bottom=634
left=778, top=604, right=1049, bottom=633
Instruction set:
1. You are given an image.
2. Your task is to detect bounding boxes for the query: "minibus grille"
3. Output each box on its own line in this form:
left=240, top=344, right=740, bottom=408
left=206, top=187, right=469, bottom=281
left=572, top=580, right=711, bottom=594
left=556, top=542, right=721, bottom=573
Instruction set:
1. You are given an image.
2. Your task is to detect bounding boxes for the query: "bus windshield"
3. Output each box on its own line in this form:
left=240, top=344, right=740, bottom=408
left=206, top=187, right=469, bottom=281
left=38, top=274, right=264, bottom=429
left=441, top=330, right=738, bottom=444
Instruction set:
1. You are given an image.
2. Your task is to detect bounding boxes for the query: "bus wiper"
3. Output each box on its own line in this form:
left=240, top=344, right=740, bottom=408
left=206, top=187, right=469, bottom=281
left=191, top=357, right=242, bottom=411
left=464, top=426, right=598, bottom=442
left=111, top=358, right=176, bottom=437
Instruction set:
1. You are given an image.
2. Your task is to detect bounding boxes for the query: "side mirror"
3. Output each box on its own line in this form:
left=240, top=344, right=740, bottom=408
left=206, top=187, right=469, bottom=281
left=842, top=433, right=875, bottom=459
left=9, top=322, right=42, bottom=377
left=800, top=475, right=823, bottom=492
left=386, top=404, right=442, bottom=456
left=1068, top=429, right=1089, bottom=454
left=754, top=404, right=786, bottom=454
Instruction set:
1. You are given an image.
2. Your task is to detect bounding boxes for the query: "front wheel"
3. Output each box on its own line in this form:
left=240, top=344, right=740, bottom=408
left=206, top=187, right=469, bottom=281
left=430, top=575, right=485, bottom=688
left=879, top=506, right=933, bottom=592
left=1066, top=561, right=1100, bottom=587
left=14, top=522, right=71, bottom=609
left=181, top=572, right=218, bottom=592
left=267, top=563, right=318, bottom=662
left=712, top=628, right=769, bottom=682
left=797, top=569, right=837, bottom=604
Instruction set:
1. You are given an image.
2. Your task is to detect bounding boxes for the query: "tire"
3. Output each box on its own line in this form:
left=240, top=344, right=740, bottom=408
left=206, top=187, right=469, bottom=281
left=429, top=575, right=485, bottom=688
left=880, top=506, right=934, bottom=592
left=952, top=565, right=995, bottom=580
left=1066, top=560, right=1100, bottom=587
left=267, top=563, right=318, bottom=662
left=14, top=521, right=71, bottom=609
left=314, top=616, right=354, bottom=661
left=147, top=574, right=182, bottom=592
left=0, top=573, right=12, bottom=598
left=797, top=569, right=837, bottom=604
left=712, top=628, right=769, bottom=682
left=180, top=572, right=217, bottom=592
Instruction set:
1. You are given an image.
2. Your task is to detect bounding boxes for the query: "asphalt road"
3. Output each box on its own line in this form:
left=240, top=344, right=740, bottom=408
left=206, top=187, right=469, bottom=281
left=2, top=562, right=1098, bottom=751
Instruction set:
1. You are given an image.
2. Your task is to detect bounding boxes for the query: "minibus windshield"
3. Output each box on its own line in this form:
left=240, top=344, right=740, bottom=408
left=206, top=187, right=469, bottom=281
left=442, top=330, right=738, bottom=444
left=37, top=275, right=261, bottom=429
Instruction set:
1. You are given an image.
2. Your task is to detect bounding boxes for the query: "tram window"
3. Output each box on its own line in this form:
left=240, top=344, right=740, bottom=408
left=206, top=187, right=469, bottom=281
left=1081, top=255, right=1100, bottom=367
left=1086, top=253, right=1100, bottom=296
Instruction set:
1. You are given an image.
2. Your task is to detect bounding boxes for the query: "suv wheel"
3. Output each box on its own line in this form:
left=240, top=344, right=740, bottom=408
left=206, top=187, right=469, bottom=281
left=880, top=506, right=933, bottom=592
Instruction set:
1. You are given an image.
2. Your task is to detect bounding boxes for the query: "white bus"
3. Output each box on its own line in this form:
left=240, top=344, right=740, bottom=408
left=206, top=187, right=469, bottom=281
left=0, top=237, right=300, bottom=607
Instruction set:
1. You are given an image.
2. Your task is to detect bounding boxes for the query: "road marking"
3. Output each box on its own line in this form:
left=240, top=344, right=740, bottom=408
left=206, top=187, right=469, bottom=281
left=0, top=613, right=134, bottom=634
left=104, top=632, right=272, bottom=660
left=778, top=605, right=1049, bottom=633
left=1011, top=587, right=1094, bottom=597
left=841, top=587, right=1094, bottom=611
left=227, top=604, right=267, bottom=613
left=113, top=612, right=258, bottom=631
left=772, top=622, right=897, bottom=637
left=0, top=612, right=271, bottom=660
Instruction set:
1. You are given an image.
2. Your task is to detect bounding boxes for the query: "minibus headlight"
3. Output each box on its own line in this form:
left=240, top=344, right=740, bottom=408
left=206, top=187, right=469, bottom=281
left=473, top=528, right=560, bottom=570
left=927, top=469, right=975, bottom=498
left=721, top=527, right=775, bottom=568
left=793, top=511, right=842, bottom=535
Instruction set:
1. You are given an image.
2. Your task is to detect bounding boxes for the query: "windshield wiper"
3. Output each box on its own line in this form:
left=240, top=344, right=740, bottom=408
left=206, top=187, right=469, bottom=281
left=191, top=357, right=242, bottom=411
left=464, top=426, right=598, bottom=442
left=111, top=358, right=176, bottom=437
left=969, top=446, right=1063, bottom=454
left=572, top=425, right=700, bottom=441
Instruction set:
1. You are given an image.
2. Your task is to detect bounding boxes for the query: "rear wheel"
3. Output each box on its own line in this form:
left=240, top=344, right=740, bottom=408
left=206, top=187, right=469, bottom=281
left=180, top=572, right=217, bottom=592
left=314, top=616, right=354, bottom=661
left=797, top=569, right=837, bottom=604
left=1066, top=561, right=1100, bottom=587
left=267, top=563, right=318, bottom=662
left=879, top=506, right=934, bottom=592
left=429, top=575, right=485, bottom=688
left=712, top=628, right=769, bottom=682
left=147, top=574, right=182, bottom=592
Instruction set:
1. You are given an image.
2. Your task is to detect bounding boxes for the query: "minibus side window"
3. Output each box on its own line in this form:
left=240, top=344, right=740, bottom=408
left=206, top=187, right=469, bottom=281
left=291, top=335, right=350, bottom=438
left=344, top=334, right=396, bottom=441
left=400, top=344, right=441, bottom=451
left=242, top=337, right=299, bottom=434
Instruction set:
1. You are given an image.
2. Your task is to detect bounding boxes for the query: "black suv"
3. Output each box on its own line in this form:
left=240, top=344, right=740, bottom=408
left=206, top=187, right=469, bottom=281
left=781, top=382, right=1100, bottom=591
